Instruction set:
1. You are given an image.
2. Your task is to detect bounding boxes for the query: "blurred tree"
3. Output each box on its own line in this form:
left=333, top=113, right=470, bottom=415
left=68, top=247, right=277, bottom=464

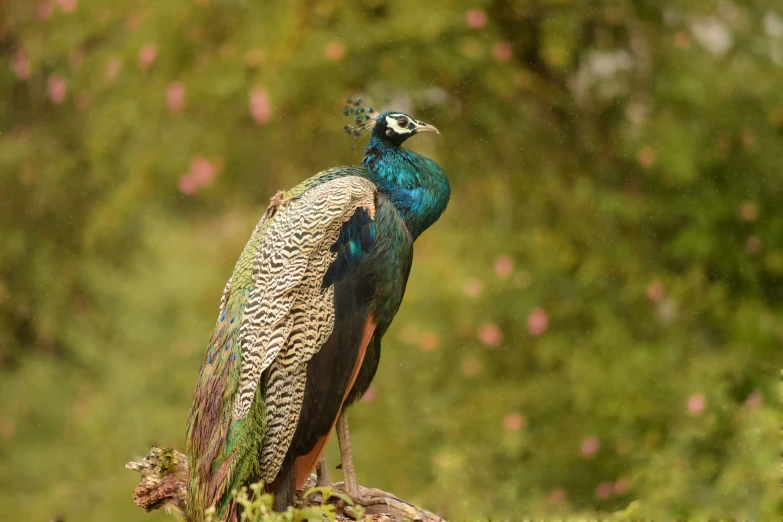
left=0, top=0, right=780, bottom=520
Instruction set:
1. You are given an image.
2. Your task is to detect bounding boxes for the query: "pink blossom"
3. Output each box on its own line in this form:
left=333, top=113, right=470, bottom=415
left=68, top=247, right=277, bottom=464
left=687, top=393, right=706, bottom=415
left=493, top=41, right=512, bottom=62
left=548, top=488, right=566, bottom=504
left=179, top=175, right=199, bottom=195
left=502, top=412, right=525, bottom=431
left=595, top=481, right=613, bottom=499
left=398, top=324, right=417, bottom=344
left=56, top=0, right=78, bottom=13
left=244, top=48, right=265, bottom=68
left=47, top=74, right=67, bottom=104
left=38, top=1, right=53, bottom=20
left=527, top=307, right=548, bottom=336
left=190, top=157, right=215, bottom=185
left=11, top=50, right=30, bottom=80
left=70, top=49, right=84, bottom=70
left=75, top=93, right=90, bottom=111
left=0, top=417, right=15, bottom=439
left=466, top=8, right=487, bottom=29
left=166, top=82, right=186, bottom=113
left=477, top=323, right=503, bottom=348
left=462, top=277, right=483, bottom=298
left=647, top=281, right=664, bottom=303
left=461, top=358, right=481, bottom=378
left=418, top=332, right=440, bottom=352
left=740, top=201, right=758, bottom=222
left=126, top=12, right=144, bottom=30
left=249, top=87, right=271, bottom=125
left=581, top=435, right=599, bottom=457
left=614, top=477, right=631, bottom=495
left=105, top=57, right=122, bottom=81
left=494, top=255, right=513, bottom=278
left=637, top=146, right=656, bottom=168
left=745, top=390, right=762, bottom=408
left=360, top=385, right=376, bottom=403
left=138, top=44, right=158, bottom=70
left=179, top=157, right=216, bottom=195
left=746, top=235, right=761, bottom=255
left=324, top=40, right=346, bottom=61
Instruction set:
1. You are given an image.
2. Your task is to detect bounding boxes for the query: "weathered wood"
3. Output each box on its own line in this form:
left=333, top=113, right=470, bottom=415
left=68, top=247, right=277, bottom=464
left=125, top=447, right=189, bottom=516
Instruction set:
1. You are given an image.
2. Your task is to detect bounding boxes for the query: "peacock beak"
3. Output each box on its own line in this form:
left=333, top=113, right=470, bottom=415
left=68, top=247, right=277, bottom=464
left=414, top=121, right=440, bottom=135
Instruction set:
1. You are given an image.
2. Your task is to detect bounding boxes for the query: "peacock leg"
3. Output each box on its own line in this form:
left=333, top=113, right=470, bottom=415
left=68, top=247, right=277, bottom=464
left=335, top=410, right=393, bottom=507
left=336, top=409, right=359, bottom=498
left=316, top=455, right=332, bottom=487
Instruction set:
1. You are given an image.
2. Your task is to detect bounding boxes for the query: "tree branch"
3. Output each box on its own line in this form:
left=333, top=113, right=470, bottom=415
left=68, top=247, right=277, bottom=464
left=126, top=446, right=446, bottom=522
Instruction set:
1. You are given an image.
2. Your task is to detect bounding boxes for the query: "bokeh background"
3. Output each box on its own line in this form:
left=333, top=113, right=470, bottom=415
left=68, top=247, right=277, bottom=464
left=1, top=0, right=781, bottom=520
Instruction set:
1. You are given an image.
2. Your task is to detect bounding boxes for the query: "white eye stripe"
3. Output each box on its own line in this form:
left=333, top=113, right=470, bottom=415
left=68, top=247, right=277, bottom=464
left=384, top=115, right=415, bottom=135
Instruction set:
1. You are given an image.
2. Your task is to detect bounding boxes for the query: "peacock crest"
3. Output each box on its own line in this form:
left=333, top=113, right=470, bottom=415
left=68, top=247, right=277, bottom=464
left=343, top=97, right=379, bottom=142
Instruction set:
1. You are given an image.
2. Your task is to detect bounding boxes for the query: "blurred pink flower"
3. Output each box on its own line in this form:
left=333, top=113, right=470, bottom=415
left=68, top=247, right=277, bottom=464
left=493, top=41, right=512, bottom=62
left=245, top=48, right=266, bottom=68
left=166, top=82, right=186, bottom=113
left=502, top=412, right=525, bottom=431
left=745, top=390, right=762, bottom=408
left=647, top=281, right=664, bottom=302
left=740, top=201, right=758, bottom=222
left=494, top=255, right=513, bottom=278
left=462, top=277, right=483, bottom=298
left=477, top=323, right=503, bottom=347
left=581, top=435, right=599, bottom=457
left=615, top=438, right=631, bottom=455
left=398, top=324, right=417, bottom=344
left=105, top=57, right=122, bottom=81
left=47, top=74, right=67, bottom=104
left=418, top=331, right=440, bottom=352
left=360, top=385, right=376, bottom=403
left=56, top=0, right=78, bottom=13
left=179, top=175, right=198, bottom=195
left=179, top=157, right=216, bottom=195
left=548, top=488, right=567, bottom=504
left=11, top=50, right=30, bottom=80
left=687, top=393, right=706, bottom=415
left=38, top=1, right=53, bottom=20
left=461, top=358, right=481, bottom=378
left=746, top=235, right=761, bottom=255
left=637, top=146, right=656, bottom=168
left=191, top=157, right=215, bottom=185
left=466, top=8, right=487, bottom=29
left=70, top=49, right=84, bottom=70
left=138, top=44, right=158, bottom=70
left=0, top=417, right=15, bottom=439
left=595, top=481, right=613, bottom=499
left=614, top=477, right=631, bottom=495
left=324, top=40, right=346, bottom=61
left=249, top=87, right=271, bottom=125
left=126, top=12, right=144, bottom=30
left=75, top=93, right=90, bottom=111
left=527, top=307, right=548, bottom=336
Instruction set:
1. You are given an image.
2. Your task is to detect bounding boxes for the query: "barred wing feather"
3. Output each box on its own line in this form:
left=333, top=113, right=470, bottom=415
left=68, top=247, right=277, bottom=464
left=235, top=175, right=377, bottom=482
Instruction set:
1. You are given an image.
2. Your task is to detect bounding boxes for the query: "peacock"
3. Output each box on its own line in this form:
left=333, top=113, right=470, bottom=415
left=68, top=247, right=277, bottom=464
left=185, top=99, right=450, bottom=521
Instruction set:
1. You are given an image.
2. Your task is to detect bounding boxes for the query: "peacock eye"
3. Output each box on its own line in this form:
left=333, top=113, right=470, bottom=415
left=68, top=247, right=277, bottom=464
left=396, top=116, right=410, bottom=127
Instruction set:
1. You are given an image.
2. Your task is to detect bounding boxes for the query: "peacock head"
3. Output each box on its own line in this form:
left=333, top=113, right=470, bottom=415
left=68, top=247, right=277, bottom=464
left=344, top=98, right=439, bottom=147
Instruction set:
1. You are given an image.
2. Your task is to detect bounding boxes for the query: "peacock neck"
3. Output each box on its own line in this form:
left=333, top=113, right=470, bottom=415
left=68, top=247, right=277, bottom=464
left=362, top=136, right=450, bottom=240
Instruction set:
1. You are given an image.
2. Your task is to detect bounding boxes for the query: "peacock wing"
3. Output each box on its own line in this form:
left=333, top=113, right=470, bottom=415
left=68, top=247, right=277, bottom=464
left=235, top=175, right=379, bottom=482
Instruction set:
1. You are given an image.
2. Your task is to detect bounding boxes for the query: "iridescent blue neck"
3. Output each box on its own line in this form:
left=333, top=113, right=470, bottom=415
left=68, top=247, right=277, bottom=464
left=362, top=136, right=450, bottom=240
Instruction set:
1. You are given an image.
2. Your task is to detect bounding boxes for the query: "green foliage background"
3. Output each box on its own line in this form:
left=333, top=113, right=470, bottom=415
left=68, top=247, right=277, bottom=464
left=0, top=0, right=780, bottom=519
